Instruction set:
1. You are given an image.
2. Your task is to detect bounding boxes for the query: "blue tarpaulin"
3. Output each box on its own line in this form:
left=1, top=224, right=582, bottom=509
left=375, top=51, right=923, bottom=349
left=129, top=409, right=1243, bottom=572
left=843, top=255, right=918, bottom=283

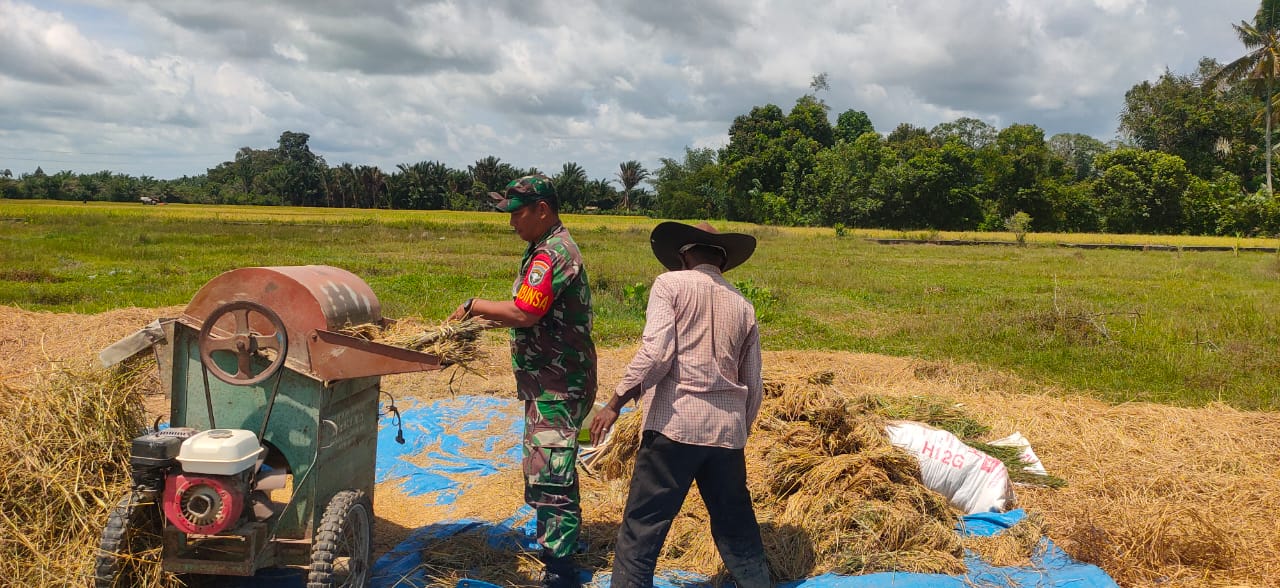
left=371, top=395, right=1117, bottom=588
left=376, top=396, right=523, bottom=504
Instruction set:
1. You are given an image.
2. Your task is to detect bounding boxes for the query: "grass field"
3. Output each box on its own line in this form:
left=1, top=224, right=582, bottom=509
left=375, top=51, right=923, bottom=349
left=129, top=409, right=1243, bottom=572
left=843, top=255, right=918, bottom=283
left=3, top=200, right=1278, bottom=409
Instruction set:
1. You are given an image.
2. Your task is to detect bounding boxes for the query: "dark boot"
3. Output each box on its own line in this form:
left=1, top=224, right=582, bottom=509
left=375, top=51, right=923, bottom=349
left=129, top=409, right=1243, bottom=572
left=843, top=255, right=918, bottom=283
left=540, top=553, right=582, bottom=588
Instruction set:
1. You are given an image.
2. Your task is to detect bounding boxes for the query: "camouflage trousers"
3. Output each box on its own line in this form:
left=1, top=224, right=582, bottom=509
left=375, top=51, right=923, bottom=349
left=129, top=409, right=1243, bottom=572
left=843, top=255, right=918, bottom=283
left=523, top=395, right=591, bottom=558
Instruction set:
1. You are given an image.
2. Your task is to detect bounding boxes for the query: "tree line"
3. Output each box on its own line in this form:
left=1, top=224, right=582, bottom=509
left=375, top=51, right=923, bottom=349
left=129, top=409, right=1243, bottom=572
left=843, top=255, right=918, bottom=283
left=0, top=130, right=653, bottom=216
left=649, top=53, right=1280, bottom=236
left=4, top=2, right=1280, bottom=236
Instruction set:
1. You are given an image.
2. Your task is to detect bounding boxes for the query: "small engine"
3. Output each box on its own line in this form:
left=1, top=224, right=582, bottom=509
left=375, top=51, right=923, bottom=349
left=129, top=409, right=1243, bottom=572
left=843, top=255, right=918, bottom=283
left=160, top=429, right=264, bottom=535
left=128, top=428, right=200, bottom=492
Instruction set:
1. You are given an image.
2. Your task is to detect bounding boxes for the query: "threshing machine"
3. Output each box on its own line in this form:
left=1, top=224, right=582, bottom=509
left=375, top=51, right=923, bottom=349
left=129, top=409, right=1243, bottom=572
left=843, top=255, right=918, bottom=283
left=94, top=265, right=447, bottom=587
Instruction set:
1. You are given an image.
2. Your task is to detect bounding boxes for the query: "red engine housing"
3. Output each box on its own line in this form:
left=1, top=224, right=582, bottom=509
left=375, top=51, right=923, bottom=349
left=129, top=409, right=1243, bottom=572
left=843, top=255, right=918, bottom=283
left=162, top=472, right=248, bottom=535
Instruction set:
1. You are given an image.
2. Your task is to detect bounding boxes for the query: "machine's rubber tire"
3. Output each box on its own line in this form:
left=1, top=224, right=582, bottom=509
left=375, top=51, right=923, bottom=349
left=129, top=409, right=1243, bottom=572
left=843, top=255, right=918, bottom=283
left=93, top=492, right=163, bottom=588
left=307, top=489, right=373, bottom=588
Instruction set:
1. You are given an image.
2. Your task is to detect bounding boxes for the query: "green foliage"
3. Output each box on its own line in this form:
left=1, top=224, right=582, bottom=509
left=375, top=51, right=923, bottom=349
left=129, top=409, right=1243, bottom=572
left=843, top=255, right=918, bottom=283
left=1047, top=133, right=1110, bottom=182
left=786, top=95, right=835, bottom=148
left=749, top=180, right=796, bottom=226
left=615, top=160, right=649, bottom=211
left=271, top=131, right=328, bottom=206
left=720, top=103, right=786, bottom=212
left=866, top=395, right=990, bottom=439
left=1125, top=61, right=1259, bottom=182
left=966, top=442, right=1068, bottom=488
left=795, top=134, right=884, bottom=227
left=834, top=109, right=875, bottom=144
left=833, top=223, right=847, bottom=237
left=930, top=117, right=997, bottom=150
left=885, top=123, right=933, bottom=152
left=1213, top=188, right=1280, bottom=236
left=392, top=160, right=459, bottom=210
left=1204, top=6, right=1280, bottom=192
left=1045, top=180, right=1102, bottom=233
left=732, top=278, right=778, bottom=321
left=585, top=178, right=621, bottom=210
left=652, top=148, right=726, bottom=219
left=554, top=162, right=589, bottom=212
left=876, top=140, right=982, bottom=230
left=978, top=124, right=1057, bottom=230
left=621, top=282, right=649, bottom=310
left=1092, top=148, right=1189, bottom=234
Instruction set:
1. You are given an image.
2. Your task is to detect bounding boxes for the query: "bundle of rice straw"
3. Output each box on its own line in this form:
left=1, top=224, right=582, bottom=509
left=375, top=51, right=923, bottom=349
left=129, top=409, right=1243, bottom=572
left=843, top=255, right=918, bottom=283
left=0, top=357, right=181, bottom=588
left=341, top=317, right=493, bottom=368
left=588, top=374, right=990, bottom=581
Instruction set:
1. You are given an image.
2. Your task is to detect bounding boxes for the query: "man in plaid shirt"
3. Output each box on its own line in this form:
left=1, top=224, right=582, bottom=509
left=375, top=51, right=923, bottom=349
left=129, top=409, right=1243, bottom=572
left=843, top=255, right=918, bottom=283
left=589, top=221, right=770, bottom=588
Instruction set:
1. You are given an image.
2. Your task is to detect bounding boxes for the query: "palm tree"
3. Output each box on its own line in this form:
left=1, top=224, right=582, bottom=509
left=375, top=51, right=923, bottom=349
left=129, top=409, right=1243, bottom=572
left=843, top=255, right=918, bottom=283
left=330, top=163, right=356, bottom=208
left=616, top=160, right=649, bottom=210
left=397, top=160, right=453, bottom=209
left=1208, top=0, right=1280, bottom=193
left=354, top=165, right=387, bottom=208
left=469, top=156, right=519, bottom=195
left=554, top=162, right=588, bottom=211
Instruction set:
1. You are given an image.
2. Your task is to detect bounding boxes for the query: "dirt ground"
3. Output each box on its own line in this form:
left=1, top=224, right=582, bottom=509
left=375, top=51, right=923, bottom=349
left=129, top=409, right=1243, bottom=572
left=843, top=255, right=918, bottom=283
left=2, top=305, right=1277, bottom=587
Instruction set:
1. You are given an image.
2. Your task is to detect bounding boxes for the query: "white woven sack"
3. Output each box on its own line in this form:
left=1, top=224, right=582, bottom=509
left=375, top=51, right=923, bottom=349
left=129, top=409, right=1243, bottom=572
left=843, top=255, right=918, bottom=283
left=885, top=421, right=1014, bottom=514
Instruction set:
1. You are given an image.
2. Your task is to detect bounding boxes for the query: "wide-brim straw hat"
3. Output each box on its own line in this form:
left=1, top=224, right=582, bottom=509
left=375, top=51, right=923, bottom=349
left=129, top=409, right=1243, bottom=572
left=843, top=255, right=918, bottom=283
left=649, top=221, right=756, bottom=272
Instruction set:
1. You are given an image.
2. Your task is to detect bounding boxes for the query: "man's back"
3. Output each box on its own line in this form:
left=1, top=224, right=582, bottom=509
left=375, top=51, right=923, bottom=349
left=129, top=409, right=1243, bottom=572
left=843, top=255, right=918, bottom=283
left=657, top=266, right=756, bottom=394
left=633, top=264, right=763, bottom=449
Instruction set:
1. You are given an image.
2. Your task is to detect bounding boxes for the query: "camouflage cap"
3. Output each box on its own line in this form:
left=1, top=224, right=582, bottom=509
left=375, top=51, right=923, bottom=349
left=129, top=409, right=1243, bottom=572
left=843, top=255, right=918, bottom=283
left=488, top=174, right=558, bottom=212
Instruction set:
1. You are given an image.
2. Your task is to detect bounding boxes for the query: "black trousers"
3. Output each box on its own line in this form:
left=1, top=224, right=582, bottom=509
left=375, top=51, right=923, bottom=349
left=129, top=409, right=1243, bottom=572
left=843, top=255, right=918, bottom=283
left=610, top=431, right=771, bottom=588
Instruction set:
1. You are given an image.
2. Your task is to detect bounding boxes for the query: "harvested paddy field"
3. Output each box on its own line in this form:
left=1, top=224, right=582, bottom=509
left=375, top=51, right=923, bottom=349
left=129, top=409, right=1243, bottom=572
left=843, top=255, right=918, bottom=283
left=2, top=305, right=1276, bottom=587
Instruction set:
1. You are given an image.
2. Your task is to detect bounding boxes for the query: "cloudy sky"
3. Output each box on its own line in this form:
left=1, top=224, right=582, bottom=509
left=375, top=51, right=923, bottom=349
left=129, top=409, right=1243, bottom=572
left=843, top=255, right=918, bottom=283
left=0, top=0, right=1263, bottom=181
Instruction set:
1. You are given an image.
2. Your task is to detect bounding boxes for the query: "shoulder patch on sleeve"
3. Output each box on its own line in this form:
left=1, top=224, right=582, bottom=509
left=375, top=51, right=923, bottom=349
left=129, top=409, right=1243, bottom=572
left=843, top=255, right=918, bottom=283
left=528, top=258, right=551, bottom=287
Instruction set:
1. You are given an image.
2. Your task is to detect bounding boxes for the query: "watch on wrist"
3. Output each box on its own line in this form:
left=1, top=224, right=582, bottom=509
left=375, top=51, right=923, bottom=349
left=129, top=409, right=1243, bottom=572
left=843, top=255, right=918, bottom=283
left=463, top=297, right=476, bottom=316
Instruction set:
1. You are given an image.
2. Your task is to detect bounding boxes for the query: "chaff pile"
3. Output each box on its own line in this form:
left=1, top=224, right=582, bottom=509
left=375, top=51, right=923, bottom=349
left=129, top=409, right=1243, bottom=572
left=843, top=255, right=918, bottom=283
left=341, top=317, right=493, bottom=368
left=0, top=357, right=180, bottom=588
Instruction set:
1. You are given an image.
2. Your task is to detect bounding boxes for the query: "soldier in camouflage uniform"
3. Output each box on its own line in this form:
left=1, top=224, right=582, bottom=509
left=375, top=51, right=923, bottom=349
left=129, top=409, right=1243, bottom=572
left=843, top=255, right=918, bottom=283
left=450, top=174, right=597, bottom=588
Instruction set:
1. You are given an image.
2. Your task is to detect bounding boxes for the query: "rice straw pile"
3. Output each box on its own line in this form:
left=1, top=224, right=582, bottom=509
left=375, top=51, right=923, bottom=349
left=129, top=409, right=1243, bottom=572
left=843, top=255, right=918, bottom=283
left=341, top=317, right=493, bottom=368
left=0, top=357, right=180, bottom=588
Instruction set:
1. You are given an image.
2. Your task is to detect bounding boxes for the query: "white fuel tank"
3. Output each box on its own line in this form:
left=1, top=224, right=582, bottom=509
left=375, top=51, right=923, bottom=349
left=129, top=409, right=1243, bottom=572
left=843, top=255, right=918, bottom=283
left=177, top=429, right=263, bottom=476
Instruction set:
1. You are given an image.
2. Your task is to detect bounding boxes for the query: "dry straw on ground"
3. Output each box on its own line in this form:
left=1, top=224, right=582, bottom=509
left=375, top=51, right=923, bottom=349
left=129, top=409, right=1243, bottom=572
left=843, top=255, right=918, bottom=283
left=0, top=358, right=180, bottom=588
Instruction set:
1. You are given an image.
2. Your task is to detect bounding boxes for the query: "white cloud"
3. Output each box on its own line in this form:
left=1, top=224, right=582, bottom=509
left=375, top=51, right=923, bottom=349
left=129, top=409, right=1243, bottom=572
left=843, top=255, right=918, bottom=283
left=0, top=0, right=1265, bottom=180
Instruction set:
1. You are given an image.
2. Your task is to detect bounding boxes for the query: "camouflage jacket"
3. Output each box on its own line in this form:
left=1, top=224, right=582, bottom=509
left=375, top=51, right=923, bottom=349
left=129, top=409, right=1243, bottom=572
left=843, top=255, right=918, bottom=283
left=510, top=223, right=597, bottom=401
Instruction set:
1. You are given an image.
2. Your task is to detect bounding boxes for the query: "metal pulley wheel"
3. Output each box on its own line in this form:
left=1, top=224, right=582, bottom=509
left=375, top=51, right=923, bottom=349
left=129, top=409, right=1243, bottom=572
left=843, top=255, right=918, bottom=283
left=197, top=300, right=289, bottom=385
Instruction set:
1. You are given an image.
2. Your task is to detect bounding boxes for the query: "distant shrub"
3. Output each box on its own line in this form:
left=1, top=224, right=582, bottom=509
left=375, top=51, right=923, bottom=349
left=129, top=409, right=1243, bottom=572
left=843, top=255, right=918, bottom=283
left=1005, top=211, right=1033, bottom=245
left=622, top=282, right=649, bottom=310
left=734, top=279, right=778, bottom=321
